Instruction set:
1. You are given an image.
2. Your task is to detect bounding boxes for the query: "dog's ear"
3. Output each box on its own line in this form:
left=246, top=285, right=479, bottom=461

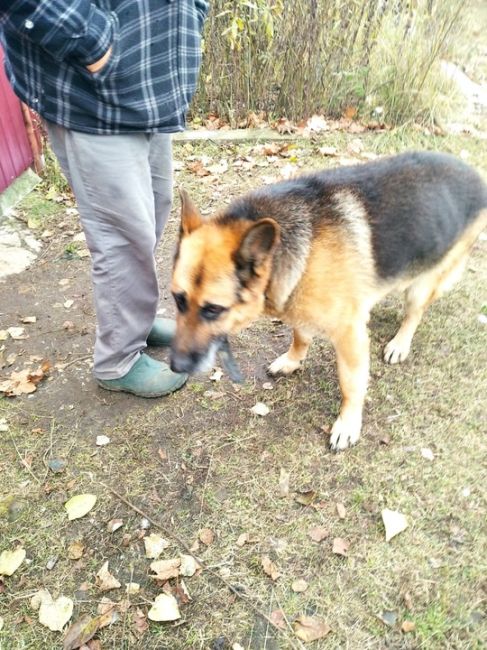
left=234, top=218, right=280, bottom=282
left=179, top=187, right=202, bottom=235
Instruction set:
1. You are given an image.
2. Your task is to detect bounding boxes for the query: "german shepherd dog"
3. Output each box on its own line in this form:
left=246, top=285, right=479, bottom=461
left=170, top=151, right=487, bottom=450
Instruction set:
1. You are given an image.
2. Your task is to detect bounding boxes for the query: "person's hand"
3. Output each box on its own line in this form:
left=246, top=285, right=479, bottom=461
left=86, top=46, right=112, bottom=73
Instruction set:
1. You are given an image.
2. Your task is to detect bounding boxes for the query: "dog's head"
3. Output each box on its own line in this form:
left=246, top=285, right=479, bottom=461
left=170, top=189, right=280, bottom=374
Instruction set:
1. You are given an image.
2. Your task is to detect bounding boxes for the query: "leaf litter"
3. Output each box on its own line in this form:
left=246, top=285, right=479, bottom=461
left=381, top=508, right=408, bottom=541
left=64, top=494, right=97, bottom=521
left=0, top=547, right=26, bottom=576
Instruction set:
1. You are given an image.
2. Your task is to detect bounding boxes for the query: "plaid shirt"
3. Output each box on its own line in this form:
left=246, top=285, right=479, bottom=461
left=0, top=0, right=208, bottom=134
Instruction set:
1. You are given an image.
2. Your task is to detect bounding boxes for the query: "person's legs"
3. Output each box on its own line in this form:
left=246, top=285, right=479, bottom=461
left=150, top=133, right=173, bottom=247
left=46, top=123, right=186, bottom=393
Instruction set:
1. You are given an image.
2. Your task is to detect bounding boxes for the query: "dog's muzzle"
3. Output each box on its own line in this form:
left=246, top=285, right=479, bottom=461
left=170, top=336, right=244, bottom=382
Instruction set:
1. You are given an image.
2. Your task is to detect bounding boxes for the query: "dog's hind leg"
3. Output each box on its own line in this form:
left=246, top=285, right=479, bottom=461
left=384, top=254, right=467, bottom=364
left=329, top=320, right=370, bottom=451
left=268, top=327, right=313, bottom=376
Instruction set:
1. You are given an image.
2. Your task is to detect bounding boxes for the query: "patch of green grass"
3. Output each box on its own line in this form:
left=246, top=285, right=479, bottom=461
left=415, top=602, right=450, bottom=646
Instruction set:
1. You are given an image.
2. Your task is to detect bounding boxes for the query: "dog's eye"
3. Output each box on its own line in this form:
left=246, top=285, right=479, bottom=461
left=173, top=292, right=188, bottom=313
left=200, top=303, right=227, bottom=321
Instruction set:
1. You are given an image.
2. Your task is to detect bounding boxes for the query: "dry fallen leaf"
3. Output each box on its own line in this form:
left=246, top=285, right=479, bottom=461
left=199, top=528, right=214, bottom=546
left=97, top=597, right=117, bottom=616
left=0, top=547, right=26, bottom=576
left=7, top=327, right=27, bottom=340
left=381, top=508, right=408, bottom=542
left=107, top=519, right=123, bottom=533
left=65, top=494, right=97, bottom=521
left=180, top=554, right=200, bottom=577
left=278, top=468, right=290, bottom=498
left=148, top=593, right=181, bottom=622
left=261, top=555, right=280, bottom=581
left=150, top=558, right=181, bottom=582
left=209, top=368, right=223, bottom=382
left=67, top=541, right=84, bottom=560
left=125, top=582, right=140, bottom=595
left=308, top=526, right=329, bottom=543
left=318, top=145, right=338, bottom=156
left=291, top=579, right=309, bottom=593
left=269, top=609, right=287, bottom=630
left=36, top=590, right=74, bottom=632
left=304, top=114, right=330, bottom=134
left=293, top=615, right=331, bottom=642
left=133, top=609, right=149, bottom=637
left=295, top=490, right=317, bottom=506
left=336, top=503, right=346, bottom=519
left=421, top=447, right=434, bottom=461
left=332, top=538, right=350, bottom=556
left=63, top=614, right=101, bottom=650
left=401, top=620, right=416, bottom=633
left=144, top=533, right=170, bottom=559
left=250, top=402, right=270, bottom=416
left=95, top=561, right=121, bottom=591
left=0, top=364, right=48, bottom=396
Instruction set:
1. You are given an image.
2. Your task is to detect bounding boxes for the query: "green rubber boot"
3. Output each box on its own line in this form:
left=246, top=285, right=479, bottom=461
left=147, top=318, right=176, bottom=347
left=97, top=353, right=187, bottom=397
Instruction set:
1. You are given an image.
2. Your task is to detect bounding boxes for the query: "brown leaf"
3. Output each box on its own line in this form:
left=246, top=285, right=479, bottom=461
left=85, top=641, right=102, bottom=650
left=236, top=533, right=248, bottom=547
left=95, top=562, right=121, bottom=591
left=261, top=555, right=280, bottom=581
left=0, top=363, right=48, bottom=396
left=97, top=597, right=116, bottom=617
left=336, top=503, right=346, bottom=519
left=199, top=528, right=214, bottom=546
left=63, top=615, right=100, bottom=650
left=269, top=609, right=287, bottom=630
left=274, top=117, right=296, bottom=134
left=236, top=533, right=259, bottom=547
left=150, top=558, right=181, bottom=582
left=187, top=160, right=211, bottom=177
left=293, top=615, right=331, bottom=642
left=332, top=538, right=350, bottom=556
left=106, top=519, right=123, bottom=533
left=401, top=620, right=416, bottom=633
left=173, top=580, right=192, bottom=606
left=133, top=609, right=148, bottom=637
left=67, top=541, right=85, bottom=560
left=294, top=490, right=317, bottom=506
left=308, top=526, right=328, bottom=543
left=343, top=105, right=358, bottom=120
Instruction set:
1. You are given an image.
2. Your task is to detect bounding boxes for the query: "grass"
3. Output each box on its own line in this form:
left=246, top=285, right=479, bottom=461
left=0, top=126, right=486, bottom=649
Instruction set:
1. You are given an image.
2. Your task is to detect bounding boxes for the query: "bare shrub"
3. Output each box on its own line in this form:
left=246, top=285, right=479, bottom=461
left=192, top=0, right=465, bottom=126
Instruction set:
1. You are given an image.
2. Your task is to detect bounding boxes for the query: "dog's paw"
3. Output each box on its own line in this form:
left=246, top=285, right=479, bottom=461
left=267, top=353, right=301, bottom=376
left=383, top=336, right=411, bottom=364
left=329, top=416, right=361, bottom=451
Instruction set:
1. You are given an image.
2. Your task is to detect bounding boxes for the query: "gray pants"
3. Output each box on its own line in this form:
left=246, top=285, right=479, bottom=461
left=47, top=123, right=173, bottom=379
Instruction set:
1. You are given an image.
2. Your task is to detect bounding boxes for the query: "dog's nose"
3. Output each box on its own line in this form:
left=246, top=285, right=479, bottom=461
left=170, top=349, right=201, bottom=374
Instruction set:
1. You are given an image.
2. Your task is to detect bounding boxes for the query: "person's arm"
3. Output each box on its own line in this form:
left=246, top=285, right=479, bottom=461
left=194, top=0, right=209, bottom=32
left=0, top=0, right=113, bottom=67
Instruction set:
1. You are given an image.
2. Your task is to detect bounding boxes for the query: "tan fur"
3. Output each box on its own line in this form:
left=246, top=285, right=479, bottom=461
left=173, top=192, right=486, bottom=450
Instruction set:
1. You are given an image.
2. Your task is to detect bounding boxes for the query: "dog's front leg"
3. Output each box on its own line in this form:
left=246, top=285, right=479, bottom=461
left=329, top=322, right=369, bottom=451
left=268, top=327, right=313, bottom=376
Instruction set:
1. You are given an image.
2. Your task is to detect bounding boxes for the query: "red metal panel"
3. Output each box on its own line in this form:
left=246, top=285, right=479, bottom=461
left=0, top=45, right=33, bottom=193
